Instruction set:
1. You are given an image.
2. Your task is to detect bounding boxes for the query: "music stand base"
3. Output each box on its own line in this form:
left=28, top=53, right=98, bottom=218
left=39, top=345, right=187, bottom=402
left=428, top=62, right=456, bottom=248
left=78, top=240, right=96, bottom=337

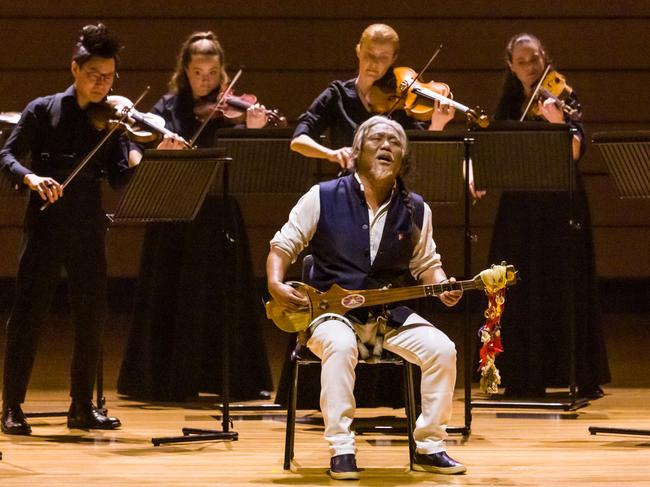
left=472, top=394, right=590, bottom=411
left=353, top=420, right=468, bottom=437
left=355, top=426, right=469, bottom=436
left=152, top=428, right=238, bottom=446
left=589, top=426, right=650, bottom=437
left=220, top=403, right=284, bottom=412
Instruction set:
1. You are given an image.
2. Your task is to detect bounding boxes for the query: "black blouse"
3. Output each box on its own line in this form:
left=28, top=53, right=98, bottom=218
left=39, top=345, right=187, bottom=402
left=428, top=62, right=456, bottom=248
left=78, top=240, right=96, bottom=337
left=293, top=78, right=424, bottom=149
left=149, top=89, right=232, bottom=149
left=0, top=85, right=132, bottom=218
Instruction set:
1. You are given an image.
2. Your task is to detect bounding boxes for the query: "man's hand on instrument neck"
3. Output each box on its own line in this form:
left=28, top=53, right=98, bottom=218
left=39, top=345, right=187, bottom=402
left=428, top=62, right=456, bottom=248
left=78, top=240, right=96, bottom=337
left=421, top=267, right=463, bottom=307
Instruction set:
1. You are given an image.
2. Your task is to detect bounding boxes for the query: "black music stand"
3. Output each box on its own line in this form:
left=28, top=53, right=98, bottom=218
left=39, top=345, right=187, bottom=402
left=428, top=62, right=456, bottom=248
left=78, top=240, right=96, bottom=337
left=407, top=130, right=474, bottom=436
left=406, top=130, right=466, bottom=203
left=112, top=148, right=225, bottom=224
left=469, top=121, right=589, bottom=411
left=592, top=131, right=650, bottom=199
left=588, top=130, right=650, bottom=437
left=209, top=128, right=316, bottom=415
left=213, top=128, right=316, bottom=196
left=112, top=148, right=236, bottom=446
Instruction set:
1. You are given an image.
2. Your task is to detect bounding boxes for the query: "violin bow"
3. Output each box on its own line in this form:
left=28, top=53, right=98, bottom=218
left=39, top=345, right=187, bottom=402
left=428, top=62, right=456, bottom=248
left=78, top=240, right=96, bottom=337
left=189, top=68, right=243, bottom=148
left=519, top=64, right=552, bottom=122
left=386, top=44, right=443, bottom=118
left=40, top=86, right=151, bottom=211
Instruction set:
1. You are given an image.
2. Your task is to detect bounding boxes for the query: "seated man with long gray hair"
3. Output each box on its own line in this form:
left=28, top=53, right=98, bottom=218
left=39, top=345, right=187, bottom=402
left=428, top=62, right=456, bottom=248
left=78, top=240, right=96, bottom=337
left=267, top=115, right=466, bottom=479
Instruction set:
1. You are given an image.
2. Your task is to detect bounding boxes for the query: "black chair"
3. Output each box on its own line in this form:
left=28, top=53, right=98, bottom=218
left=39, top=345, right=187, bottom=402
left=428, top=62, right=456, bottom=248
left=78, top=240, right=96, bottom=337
left=283, top=255, right=418, bottom=470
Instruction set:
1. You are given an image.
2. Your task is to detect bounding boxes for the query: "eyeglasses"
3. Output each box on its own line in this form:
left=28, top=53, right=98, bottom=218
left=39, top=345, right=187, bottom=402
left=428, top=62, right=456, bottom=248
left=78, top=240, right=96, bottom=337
left=82, top=68, right=116, bottom=85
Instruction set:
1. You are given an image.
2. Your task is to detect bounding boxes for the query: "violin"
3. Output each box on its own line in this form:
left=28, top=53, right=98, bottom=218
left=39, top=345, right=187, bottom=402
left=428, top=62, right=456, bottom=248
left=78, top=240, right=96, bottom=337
left=89, top=95, right=193, bottom=148
left=193, top=92, right=287, bottom=127
left=42, top=88, right=157, bottom=211
left=521, top=67, right=580, bottom=121
left=369, top=67, right=489, bottom=128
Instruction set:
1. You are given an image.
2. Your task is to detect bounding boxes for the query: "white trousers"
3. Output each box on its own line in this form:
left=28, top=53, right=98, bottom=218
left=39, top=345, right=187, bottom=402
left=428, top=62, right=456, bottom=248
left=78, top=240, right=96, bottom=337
left=307, top=312, right=457, bottom=457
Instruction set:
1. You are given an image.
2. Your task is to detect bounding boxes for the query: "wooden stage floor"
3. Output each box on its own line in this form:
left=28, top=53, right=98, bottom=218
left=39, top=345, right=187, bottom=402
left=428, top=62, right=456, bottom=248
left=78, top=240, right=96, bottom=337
left=0, top=388, right=649, bottom=486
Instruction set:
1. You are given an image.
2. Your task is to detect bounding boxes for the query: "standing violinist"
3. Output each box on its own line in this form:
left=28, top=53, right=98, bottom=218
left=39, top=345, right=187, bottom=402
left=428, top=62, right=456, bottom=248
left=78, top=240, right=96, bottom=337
left=290, top=23, right=455, bottom=170
left=489, top=33, right=610, bottom=398
left=0, top=23, right=135, bottom=435
left=118, top=31, right=273, bottom=402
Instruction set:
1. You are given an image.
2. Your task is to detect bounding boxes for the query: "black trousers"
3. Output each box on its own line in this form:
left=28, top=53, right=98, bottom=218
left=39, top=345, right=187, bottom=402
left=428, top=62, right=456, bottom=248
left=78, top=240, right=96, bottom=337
left=2, top=208, right=108, bottom=405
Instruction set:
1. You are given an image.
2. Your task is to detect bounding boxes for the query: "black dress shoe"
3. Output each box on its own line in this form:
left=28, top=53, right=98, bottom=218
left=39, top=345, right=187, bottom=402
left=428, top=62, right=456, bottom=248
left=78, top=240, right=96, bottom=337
left=328, top=453, right=360, bottom=480
left=413, top=451, right=466, bottom=474
left=67, top=401, right=121, bottom=430
left=1, top=405, right=32, bottom=435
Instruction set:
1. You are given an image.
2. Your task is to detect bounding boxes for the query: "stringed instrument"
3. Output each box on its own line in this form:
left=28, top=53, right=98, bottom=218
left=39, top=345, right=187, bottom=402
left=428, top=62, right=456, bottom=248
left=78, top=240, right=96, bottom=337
left=369, top=66, right=489, bottom=128
left=521, top=65, right=580, bottom=122
left=266, top=263, right=518, bottom=333
left=193, top=92, right=287, bottom=127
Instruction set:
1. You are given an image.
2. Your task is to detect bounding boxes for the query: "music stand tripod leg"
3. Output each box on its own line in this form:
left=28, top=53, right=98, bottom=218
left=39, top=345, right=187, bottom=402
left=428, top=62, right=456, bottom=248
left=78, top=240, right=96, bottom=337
left=151, top=160, right=238, bottom=446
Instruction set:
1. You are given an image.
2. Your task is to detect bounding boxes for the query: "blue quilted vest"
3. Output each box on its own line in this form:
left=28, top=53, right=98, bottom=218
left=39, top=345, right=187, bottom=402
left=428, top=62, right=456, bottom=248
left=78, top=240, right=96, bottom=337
left=308, top=174, right=425, bottom=295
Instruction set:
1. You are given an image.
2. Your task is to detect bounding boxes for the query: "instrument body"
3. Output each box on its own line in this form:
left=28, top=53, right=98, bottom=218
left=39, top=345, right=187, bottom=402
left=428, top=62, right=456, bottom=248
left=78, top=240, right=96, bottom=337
left=88, top=95, right=168, bottom=144
left=368, top=66, right=449, bottom=120
left=523, top=68, right=580, bottom=121
left=266, top=264, right=517, bottom=333
left=369, top=66, right=488, bottom=127
left=394, top=66, right=452, bottom=121
left=193, top=92, right=287, bottom=127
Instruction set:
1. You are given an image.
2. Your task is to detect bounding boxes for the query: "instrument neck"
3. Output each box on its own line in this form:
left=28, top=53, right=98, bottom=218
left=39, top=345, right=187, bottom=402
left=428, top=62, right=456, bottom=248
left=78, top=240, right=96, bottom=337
left=357, top=279, right=481, bottom=308
left=224, top=96, right=252, bottom=111
left=411, top=85, right=471, bottom=113
left=130, top=112, right=192, bottom=149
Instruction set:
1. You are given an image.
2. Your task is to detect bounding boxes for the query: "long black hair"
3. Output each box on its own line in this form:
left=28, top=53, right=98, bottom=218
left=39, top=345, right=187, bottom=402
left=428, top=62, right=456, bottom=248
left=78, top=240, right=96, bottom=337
left=495, top=33, right=550, bottom=120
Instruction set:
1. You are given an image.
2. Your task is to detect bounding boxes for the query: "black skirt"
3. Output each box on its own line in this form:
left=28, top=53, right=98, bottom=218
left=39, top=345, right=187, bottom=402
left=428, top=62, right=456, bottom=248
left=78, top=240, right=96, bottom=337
left=488, top=180, right=610, bottom=395
left=118, top=195, right=272, bottom=401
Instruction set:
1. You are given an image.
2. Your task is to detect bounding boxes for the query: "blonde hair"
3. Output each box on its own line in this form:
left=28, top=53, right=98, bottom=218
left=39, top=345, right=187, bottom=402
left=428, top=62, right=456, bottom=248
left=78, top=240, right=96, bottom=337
left=358, top=24, right=400, bottom=55
left=169, top=31, right=229, bottom=93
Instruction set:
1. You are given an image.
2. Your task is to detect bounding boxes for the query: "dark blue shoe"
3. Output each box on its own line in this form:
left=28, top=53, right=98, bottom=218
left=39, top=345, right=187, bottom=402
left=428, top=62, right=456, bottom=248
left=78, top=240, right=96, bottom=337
left=328, top=453, right=360, bottom=480
left=413, top=451, right=466, bottom=474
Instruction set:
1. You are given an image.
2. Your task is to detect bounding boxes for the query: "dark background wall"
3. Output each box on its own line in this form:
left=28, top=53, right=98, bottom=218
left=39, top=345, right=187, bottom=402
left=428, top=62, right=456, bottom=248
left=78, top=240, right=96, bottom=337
left=1, top=0, right=649, bottom=281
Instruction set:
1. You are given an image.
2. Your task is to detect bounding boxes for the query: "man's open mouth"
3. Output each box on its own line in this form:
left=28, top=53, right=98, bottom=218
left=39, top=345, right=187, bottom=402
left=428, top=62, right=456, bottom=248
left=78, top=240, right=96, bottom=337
left=377, top=152, right=392, bottom=162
